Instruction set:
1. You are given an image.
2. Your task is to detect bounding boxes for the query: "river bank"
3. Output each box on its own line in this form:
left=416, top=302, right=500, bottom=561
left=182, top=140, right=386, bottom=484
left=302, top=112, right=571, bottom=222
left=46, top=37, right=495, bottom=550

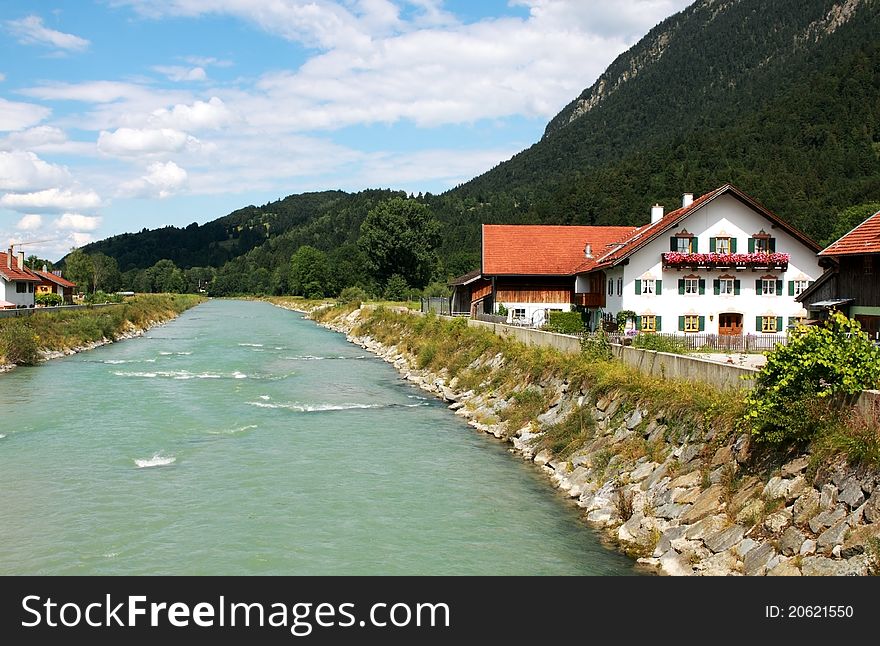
left=1, top=294, right=205, bottom=374
left=305, top=304, right=880, bottom=576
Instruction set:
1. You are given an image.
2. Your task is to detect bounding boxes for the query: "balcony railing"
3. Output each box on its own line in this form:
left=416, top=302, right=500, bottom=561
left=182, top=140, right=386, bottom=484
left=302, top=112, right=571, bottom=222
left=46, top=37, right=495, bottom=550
left=661, top=252, right=789, bottom=271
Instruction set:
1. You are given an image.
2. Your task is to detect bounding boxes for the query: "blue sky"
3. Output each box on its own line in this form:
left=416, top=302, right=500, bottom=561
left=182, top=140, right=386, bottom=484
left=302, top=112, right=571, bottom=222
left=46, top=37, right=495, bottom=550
left=0, top=0, right=692, bottom=260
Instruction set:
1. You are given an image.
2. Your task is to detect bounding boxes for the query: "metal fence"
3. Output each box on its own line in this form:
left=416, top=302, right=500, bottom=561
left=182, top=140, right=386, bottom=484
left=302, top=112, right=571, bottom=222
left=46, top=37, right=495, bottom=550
left=0, top=303, right=116, bottom=319
left=420, top=297, right=470, bottom=317
left=606, top=331, right=788, bottom=352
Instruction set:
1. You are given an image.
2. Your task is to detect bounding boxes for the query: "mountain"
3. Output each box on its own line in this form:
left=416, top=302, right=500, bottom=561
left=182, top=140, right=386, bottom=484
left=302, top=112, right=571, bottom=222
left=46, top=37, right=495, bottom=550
left=78, top=0, right=880, bottom=294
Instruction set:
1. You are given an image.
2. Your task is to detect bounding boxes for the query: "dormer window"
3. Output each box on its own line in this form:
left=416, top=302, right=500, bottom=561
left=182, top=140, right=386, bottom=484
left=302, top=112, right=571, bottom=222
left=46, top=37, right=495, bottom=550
left=750, top=229, right=776, bottom=253
left=670, top=229, right=697, bottom=254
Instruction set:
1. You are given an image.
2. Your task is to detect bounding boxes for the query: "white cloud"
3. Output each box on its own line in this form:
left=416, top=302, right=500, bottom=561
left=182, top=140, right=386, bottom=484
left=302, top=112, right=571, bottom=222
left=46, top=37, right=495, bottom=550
left=0, top=150, right=72, bottom=191
left=513, top=0, right=690, bottom=39
left=184, top=56, right=232, bottom=67
left=97, top=127, right=201, bottom=156
left=54, top=213, right=102, bottom=231
left=0, top=98, right=51, bottom=132
left=148, top=97, right=236, bottom=131
left=153, top=65, right=208, bottom=82
left=16, top=214, right=43, bottom=231
left=0, top=187, right=103, bottom=214
left=119, top=161, right=188, bottom=198
left=6, top=15, right=90, bottom=53
left=3, top=126, right=68, bottom=148
left=0, top=73, right=5, bottom=82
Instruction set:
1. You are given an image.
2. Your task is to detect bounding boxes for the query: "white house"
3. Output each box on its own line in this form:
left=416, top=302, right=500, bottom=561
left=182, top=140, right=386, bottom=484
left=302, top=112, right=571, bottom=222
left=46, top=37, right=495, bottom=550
left=0, top=248, right=39, bottom=308
left=574, top=184, right=822, bottom=335
left=479, top=185, right=822, bottom=335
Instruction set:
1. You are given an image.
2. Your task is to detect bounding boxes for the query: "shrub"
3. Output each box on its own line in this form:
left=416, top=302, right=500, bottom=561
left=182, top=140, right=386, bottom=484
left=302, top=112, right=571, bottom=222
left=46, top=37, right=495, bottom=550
left=337, top=286, right=368, bottom=306
left=580, top=328, right=612, bottom=361
left=632, top=333, right=689, bottom=354
left=0, top=320, right=41, bottom=365
left=83, top=291, right=122, bottom=305
left=544, top=311, right=585, bottom=334
left=496, top=303, right=508, bottom=317
left=384, top=274, right=409, bottom=301
left=743, top=311, right=880, bottom=445
left=36, top=293, right=63, bottom=307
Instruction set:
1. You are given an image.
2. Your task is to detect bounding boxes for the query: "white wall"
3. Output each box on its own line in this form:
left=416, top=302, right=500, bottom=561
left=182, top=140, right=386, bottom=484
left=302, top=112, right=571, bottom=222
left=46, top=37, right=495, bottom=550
left=0, top=278, right=35, bottom=307
left=613, top=193, right=821, bottom=334
left=497, top=301, right=571, bottom=327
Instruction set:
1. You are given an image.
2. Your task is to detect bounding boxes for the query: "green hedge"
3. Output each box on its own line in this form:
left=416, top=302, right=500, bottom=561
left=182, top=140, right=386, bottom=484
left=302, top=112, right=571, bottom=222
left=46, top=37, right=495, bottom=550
left=544, top=311, right=586, bottom=334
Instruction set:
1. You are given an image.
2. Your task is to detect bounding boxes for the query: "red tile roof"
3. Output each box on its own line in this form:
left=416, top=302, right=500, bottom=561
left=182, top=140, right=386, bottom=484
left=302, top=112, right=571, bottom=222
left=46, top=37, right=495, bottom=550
left=482, top=224, right=638, bottom=276
left=0, top=252, right=41, bottom=282
left=35, top=269, right=76, bottom=288
left=820, top=209, right=880, bottom=256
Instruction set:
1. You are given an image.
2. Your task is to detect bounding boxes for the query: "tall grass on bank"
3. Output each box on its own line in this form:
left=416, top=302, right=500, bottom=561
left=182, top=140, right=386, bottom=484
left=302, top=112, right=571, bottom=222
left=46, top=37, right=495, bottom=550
left=0, top=294, right=204, bottom=365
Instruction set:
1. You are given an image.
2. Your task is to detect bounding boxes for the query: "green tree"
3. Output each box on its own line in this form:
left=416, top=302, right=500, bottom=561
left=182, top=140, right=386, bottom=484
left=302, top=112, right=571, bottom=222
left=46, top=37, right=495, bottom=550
left=744, top=312, right=880, bottom=445
left=383, top=274, right=409, bottom=301
left=290, top=246, right=330, bottom=297
left=63, top=249, right=94, bottom=294
left=91, top=252, right=120, bottom=294
left=823, top=203, right=880, bottom=246
left=359, top=197, right=440, bottom=289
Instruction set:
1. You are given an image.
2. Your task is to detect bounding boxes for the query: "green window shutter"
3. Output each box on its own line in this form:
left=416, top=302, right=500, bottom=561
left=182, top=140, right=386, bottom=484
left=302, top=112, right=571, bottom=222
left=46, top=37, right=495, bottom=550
left=698, top=316, right=706, bottom=332
left=748, top=238, right=756, bottom=253
left=678, top=316, right=685, bottom=332
left=699, top=279, right=706, bottom=295
left=756, top=316, right=763, bottom=332
left=769, top=238, right=777, bottom=252
left=690, top=238, right=699, bottom=253
left=678, top=279, right=685, bottom=295
left=776, top=316, right=783, bottom=332
left=788, top=281, right=795, bottom=296
left=636, top=315, right=642, bottom=330
left=730, top=238, right=737, bottom=253
left=755, top=279, right=762, bottom=293
left=713, top=279, right=720, bottom=295
left=635, top=280, right=641, bottom=295
left=709, top=237, right=716, bottom=252
left=734, top=279, right=741, bottom=295
left=670, top=237, right=678, bottom=252
left=655, top=316, right=662, bottom=332
left=776, top=280, right=783, bottom=295
left=655, top=280, right=662, bottom=295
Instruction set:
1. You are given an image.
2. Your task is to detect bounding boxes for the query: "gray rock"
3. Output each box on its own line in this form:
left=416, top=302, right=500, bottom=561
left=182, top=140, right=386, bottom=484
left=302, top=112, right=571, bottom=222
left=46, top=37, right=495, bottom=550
left=536, top=406, right=562, bottom=427
left=680, top=484, right=725, bottom=524
left=764, top=509, right=792, bottom=534
left=785, top=475, right=807, bottom=503
left=735, top=499, right=765, bottom=526
left=767, top=560, right=802, bottom=576
left=819, top=484, right=838, bottom=511
left=655, top=502, right=690, bottom=520
left=817, top=521, right=850, bottom=555
left=800, top=554, right=870, bottom=576
left=675, top=487, right=702, bottom=505
left=705, top=525, right=746, bottom=553
left=792, top=488, right=821, bottom=527
left=800, top=539, right=817, bottom=556
left=604, top=398, right=621, bottom=420
left=839, top=478, right=866, bottom=509
left=643, top=464, right=670, bottom=491
left=659, top=549, right=692, bottom=576
left=736, top=538, right=759, bottom=559
left=864, top=489, right=880, bottom=524
left=711, top=445, right=735, bottom=467
left=630, top=461, right=659, bottom=482
left=653, top=526, right=688, bottom=558
left=596, top=395, right=610, bottom=412
left=779, top=526, right=807, bottom=556
left=744, top=543, right=778, bottom=576
left=625, top=408, right=643, bottom=430
left=678, top=444, right=703, bottom=465
left=781, top=456, right=809, bottom=477
left=697, top=550, right=739, bottom=576
left=763, top=476, right=790, bottom=501
left=669, top=471, right=701, bottom=489
left=809, top=507, right=847, bottom=534
left=841, top=523, right=880, bottom=558
left=734, top=434, right=751, bottom=464
left=685, top=514, right=728, bottom=541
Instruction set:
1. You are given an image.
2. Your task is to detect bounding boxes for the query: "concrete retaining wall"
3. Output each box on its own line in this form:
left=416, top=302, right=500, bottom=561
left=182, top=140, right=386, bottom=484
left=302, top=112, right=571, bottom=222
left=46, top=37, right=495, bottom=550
left=465, top=319, right=583, bottom=354
left=611, top=344, right=757, bottom=390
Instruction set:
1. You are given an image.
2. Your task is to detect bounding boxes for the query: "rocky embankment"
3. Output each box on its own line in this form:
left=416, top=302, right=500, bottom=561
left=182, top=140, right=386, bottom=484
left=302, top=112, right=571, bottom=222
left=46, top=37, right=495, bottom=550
left=318, top=307, right=880, bottom=576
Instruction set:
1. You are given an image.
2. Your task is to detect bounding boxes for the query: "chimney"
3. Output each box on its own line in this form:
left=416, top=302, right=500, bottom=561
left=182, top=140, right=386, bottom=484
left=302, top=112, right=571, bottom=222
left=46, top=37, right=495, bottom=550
left=43, top=264, right=48, bottom=272
left=682, top=193, right=694, bottom=208
left=651, top=204, right=664, bottom=223
left=5, top=247, right=11, bottom=269
left=18, top=251, right=25, bottom=271
left=584, top=243, right=593, bottom=258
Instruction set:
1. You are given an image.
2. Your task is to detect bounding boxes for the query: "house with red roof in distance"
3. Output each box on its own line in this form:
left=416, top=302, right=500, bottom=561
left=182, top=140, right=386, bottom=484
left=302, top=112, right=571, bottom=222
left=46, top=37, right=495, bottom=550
left=797, top=208, right=880, bottom=339
left=34, top=266, right=77, bottom=304
left=480, top=185, right=823, bottom=336
left=0, top=247, right=40, bottom=309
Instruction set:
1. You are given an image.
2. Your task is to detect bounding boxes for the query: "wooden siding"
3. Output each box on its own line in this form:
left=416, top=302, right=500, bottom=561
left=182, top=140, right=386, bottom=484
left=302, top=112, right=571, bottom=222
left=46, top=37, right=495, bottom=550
left=494, top=277, right=574, bottom=304
left=839, top=255, right=880, bottom=306
left=470, top=281, right=492, bottom=301
left=574, top=292, right=605, bottom=308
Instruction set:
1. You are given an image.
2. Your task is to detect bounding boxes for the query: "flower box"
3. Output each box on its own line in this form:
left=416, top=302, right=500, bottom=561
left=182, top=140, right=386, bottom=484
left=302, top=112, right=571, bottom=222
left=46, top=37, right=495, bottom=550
left=661, top=251, right=789, bottom=270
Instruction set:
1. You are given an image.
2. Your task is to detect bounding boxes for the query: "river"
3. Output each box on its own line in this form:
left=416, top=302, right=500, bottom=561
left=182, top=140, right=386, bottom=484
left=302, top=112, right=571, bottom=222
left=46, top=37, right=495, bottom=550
left=0, top=299, right=637, bottom=575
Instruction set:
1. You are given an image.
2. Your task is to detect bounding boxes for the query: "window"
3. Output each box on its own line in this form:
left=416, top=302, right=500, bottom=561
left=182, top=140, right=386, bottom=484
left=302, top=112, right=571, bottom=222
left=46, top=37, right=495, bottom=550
left=617, top=278, right=623, bottom=295
left=788, top=316, right=807, bottom=329
left=684, top=278, right=700, bottom=295
left=684, top=315, right=701, bottom=333
left=760, top=316, right=782, bottom=333
left=28, top=283, right=34, bottom=293
left=719, top=278, right=735, bottom=295
left=865, top=256, right=874, bottom=275
left=755, top=238, right=769, bottom=253
left=16, top=282, right=27, bottom=293
left=758, top=278, right=781, bottom=296
left=636, top=279, right=661, bottom=295
left=608, top=279, right=613, bottom=296
left=715, top=237, right=730, bottom=254
left=640, top=315, right=658, bottom=332
left=676, top=237, right=691, bottom=254
left=642, top=279, right=654, bottom=295
left=511, top=308, right=526, bottom=321
left=790, top=280, right=809, bottom=297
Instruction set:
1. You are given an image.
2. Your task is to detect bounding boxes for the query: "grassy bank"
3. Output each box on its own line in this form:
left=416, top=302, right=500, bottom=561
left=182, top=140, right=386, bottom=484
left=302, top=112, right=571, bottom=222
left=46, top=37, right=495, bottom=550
left=0, top=294, right=205, bottom=366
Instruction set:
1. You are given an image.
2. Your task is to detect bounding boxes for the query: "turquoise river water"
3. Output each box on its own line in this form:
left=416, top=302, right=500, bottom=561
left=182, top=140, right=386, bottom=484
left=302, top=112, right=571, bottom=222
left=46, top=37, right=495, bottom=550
left=0, top=300, right=637, bottom=575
